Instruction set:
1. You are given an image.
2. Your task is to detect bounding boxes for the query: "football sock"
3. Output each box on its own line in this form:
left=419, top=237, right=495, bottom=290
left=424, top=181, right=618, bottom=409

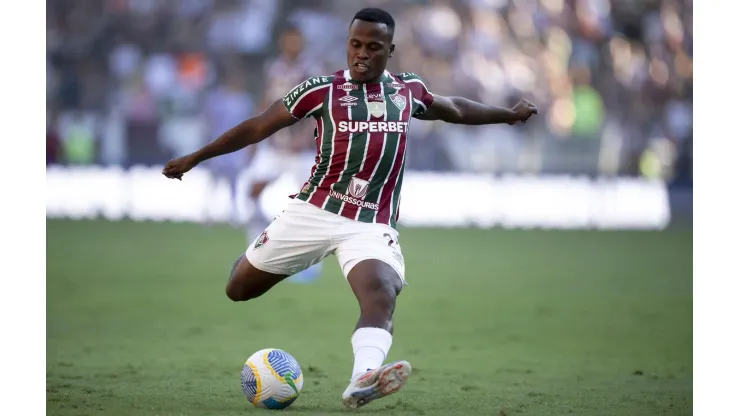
left=351, top=327, right=392, bottom=379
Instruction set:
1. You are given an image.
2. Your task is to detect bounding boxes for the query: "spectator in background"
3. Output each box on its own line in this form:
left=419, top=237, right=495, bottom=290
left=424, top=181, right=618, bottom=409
left=57, top=110, right=98, bottom=165
left=120, top=73, right=161, bottom=166
left=570, top=66, right=605, bottom=140
left=47, top=110, right=61, bottom=165
left=202, top=67, right=256, bottom=225
left=245, top=25, right=325, bottom=283
left=46, top=0, right=692, bottom=182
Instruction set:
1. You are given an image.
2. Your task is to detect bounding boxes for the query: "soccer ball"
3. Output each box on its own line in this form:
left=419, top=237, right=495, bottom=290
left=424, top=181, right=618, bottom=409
left=241, top=348, right=304, bottom=409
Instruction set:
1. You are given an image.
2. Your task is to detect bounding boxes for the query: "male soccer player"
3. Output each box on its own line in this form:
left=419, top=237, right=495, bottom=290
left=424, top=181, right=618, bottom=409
left=163, top=8, right=537, bottom=409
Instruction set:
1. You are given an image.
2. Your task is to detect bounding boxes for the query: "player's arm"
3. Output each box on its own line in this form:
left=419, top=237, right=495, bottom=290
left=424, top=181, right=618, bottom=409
left=163, top=76, right=331, bottom=180
left=416, top=94, right=537, bottom=125
left=192, top=100, right=296, bottom=162
left=398, top=72, right=537, bottom=126
left=162, top=100, right=297, bottom=180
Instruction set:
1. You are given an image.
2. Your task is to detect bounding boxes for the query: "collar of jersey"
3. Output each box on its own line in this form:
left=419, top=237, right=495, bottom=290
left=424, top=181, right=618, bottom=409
left=341, top=69, right=393, bottom=84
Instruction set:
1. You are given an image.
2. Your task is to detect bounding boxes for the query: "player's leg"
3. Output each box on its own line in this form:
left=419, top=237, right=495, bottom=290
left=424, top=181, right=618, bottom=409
left=226, top=253, right=288, bottom=301
left=227, top=199, right=333, bottom=301
left=247, top=183, right=323, bottom=285
left=244, top=147, right=320, bottom=283
left=334, top=226, right=410, bottom=409
left=348, top=258, right=404, bottom=363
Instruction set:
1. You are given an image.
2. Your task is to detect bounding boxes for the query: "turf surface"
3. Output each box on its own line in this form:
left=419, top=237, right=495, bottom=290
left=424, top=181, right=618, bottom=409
left=47, top=220, right=692, bottom=415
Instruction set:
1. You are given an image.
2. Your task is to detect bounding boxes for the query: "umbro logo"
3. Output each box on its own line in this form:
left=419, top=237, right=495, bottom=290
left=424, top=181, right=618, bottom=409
left=338, top=95, right=358, bottom=103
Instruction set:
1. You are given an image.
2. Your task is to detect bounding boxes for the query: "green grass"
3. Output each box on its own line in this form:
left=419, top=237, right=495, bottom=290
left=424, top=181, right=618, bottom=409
left=47, top=220, right=692, bottom=415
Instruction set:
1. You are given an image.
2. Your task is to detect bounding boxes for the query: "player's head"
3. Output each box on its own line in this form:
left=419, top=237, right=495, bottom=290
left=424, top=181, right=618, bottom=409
left=279, top=25, right=304, bottom=60
left=347, top=8, right=395, bottom=83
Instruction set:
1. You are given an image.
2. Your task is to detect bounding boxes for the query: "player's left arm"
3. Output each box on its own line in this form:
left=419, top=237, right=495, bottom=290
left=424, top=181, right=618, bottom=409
left=417, top=94, right=538, bottom=125
left=399, top=72, right=537, bottom=125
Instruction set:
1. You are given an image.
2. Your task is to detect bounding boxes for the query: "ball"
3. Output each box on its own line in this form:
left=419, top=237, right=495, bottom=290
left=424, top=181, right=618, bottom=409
left=241, top=348, right=304, bottom=409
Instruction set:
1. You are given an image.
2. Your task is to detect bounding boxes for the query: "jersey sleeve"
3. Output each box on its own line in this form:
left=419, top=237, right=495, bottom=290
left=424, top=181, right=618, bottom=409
left=398, top=72, right=435, bottom=118
left=281, top=76, right=333, bottom=120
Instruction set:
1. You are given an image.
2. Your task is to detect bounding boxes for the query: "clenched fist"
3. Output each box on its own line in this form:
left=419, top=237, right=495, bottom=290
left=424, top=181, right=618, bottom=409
left=162, top=154, right=198, bottom=181
left=508, top=99, right=538, bottom=125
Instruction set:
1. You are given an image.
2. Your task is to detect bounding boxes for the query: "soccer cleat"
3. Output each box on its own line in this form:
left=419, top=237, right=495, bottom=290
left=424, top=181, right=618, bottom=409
left=341, top=360, right=411, bottom=409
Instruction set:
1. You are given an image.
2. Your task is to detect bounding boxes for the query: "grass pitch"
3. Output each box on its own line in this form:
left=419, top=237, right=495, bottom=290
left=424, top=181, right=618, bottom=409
left=47, top=220, right=692, bottom=415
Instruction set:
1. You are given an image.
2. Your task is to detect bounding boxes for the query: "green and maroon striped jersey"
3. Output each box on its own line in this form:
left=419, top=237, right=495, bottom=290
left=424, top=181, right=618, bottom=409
left=281, top=69, right=435, bottom=228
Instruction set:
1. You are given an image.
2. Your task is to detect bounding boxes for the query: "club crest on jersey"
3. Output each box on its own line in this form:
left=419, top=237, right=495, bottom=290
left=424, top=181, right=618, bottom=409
left=367, top=101, right=385, bottom=118
left=254, top=231, right=269, bottom=249
left=390, top=93, right=407, bottom=112
left=338, top=82, right=358, bottom=91
left=348, top=177, right=370, bottom=199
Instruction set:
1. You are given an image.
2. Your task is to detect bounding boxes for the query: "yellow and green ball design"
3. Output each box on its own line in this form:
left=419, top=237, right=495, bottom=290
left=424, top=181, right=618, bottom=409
left=241, top=348, right=304, bottom=409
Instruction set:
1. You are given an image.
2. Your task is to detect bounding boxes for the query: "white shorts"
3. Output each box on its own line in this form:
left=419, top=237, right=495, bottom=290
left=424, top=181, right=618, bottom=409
left=245, top=199, right=406, bottom=283
left=248, top=145, right=315, bottom=184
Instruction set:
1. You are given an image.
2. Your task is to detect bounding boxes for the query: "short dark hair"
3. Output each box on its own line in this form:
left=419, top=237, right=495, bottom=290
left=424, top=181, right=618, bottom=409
left=281, top=24, right=302, bottom=36
left=351, top=8, right=395, bottom=39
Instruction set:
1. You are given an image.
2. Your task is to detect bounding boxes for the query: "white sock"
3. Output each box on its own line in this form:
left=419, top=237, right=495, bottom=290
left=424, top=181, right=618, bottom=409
left=351, top=327, right=392, bottom=379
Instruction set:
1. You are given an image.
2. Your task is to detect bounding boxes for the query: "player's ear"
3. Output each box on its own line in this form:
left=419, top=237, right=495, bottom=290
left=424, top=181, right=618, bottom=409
left=389, top=44, right=395, bottom=58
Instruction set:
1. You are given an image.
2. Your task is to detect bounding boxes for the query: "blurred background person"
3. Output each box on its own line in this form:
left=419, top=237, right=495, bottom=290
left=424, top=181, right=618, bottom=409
left=202, top=65, right=255, bottom=226
left=246, top=25, right=326, bottom=283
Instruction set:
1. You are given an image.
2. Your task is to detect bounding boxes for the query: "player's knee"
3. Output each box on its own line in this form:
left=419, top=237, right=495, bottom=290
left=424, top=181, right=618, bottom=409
left=349, top=260, right=402, bottom=313
left=225, top=282, right=251, bottom=302
left=225, top=273, right=264, bottom=302
left=225, top=255, right=287, bottom=302
left=225, top=275, right=249, bottom=302
left=367, top=276, right=400, bottom=311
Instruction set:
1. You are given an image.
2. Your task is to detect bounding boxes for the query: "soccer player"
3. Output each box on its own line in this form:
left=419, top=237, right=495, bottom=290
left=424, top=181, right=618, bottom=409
left=163, top=8, right=537, bottom=409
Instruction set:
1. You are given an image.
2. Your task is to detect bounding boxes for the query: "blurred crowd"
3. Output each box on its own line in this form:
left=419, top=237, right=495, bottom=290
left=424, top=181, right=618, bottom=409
left=46, top=0, right=692, bottom=186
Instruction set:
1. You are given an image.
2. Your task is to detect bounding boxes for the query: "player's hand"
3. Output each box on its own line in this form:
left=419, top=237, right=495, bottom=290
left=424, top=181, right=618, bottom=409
left=508, top=99, right=538, bottom=125
left=162, top=154, right=198, bottom=181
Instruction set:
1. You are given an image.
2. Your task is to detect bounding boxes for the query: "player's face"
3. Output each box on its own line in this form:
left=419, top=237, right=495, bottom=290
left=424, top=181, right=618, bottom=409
left=346, top=20, right=394, bottom=83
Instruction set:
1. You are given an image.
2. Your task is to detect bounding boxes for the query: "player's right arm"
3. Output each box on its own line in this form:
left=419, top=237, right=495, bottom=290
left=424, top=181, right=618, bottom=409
left=162, top=100, right=297, bottom=180
left=163, top=76, right=331, bottom=180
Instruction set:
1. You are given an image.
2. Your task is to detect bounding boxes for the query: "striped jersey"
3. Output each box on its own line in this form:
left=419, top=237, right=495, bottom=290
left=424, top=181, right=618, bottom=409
left=282, top=69, right=435, bottom=228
